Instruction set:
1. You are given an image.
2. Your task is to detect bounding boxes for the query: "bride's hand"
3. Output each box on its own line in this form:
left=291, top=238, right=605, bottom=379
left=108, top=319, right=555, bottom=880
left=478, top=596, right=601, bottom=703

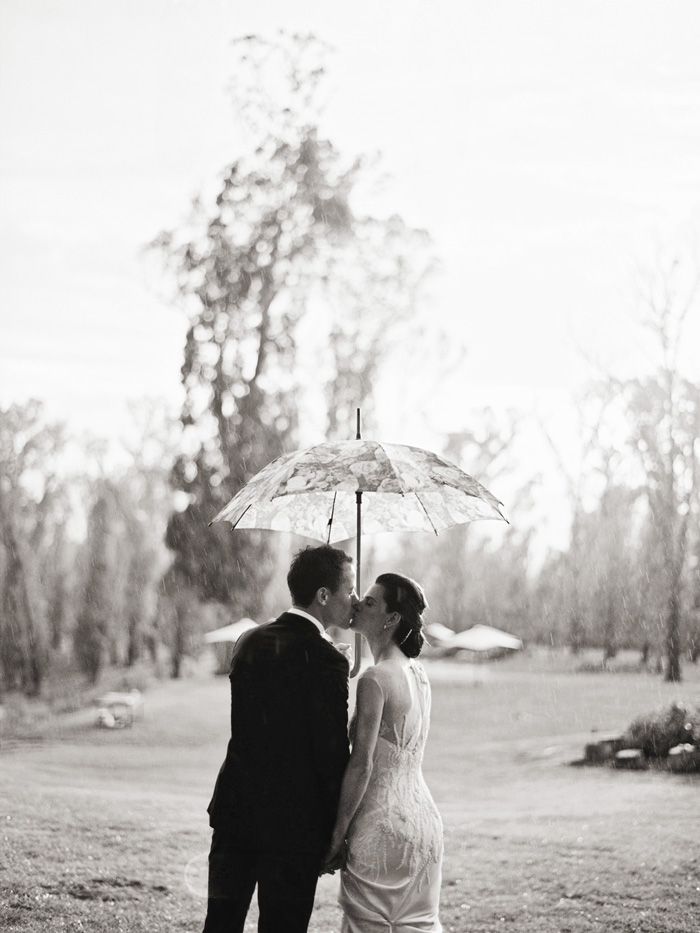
left=320, top=840, right=346, bottom=875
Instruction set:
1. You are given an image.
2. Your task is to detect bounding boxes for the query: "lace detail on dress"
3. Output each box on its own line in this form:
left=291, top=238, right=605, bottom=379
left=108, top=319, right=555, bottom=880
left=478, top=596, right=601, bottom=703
left=346, top=660, right=443, bottom=889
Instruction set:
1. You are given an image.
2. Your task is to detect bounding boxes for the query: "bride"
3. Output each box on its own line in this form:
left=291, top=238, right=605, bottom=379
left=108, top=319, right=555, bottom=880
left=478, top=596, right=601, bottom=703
left=323, top=572, right=443, bottom=932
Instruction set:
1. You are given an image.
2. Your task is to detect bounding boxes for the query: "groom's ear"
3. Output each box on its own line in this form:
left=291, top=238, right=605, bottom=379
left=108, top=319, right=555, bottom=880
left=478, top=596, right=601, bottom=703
left=317, top=587, right=329, bottom=606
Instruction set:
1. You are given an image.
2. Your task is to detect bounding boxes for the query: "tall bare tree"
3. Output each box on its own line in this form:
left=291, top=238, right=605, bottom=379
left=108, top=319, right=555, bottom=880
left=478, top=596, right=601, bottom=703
left=0, top=402, right=66, bottom=695
left=74, top=485, right=120, bottom=683
left=615, top=248, right=700, bottom=680
left=393, top=409, right=521, bottom=630
left=150, top=33, right=433, bottom=651
left=539, top=389, right=620, bottom=654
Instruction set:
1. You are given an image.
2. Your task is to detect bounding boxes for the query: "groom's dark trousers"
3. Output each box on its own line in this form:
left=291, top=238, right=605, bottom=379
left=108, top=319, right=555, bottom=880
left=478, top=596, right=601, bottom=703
left=202, top=613, right=350, bottom=933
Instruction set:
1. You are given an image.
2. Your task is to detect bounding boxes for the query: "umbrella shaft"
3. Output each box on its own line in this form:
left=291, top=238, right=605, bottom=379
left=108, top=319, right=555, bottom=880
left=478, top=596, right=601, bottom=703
left=350, top=490, right=363, bottom=678
left=355, top=490, right=362, bottom=591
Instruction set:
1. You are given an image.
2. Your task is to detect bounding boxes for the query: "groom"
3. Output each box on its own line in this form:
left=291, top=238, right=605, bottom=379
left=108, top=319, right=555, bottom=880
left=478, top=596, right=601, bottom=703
left=202, top=544, right=357, bottom=933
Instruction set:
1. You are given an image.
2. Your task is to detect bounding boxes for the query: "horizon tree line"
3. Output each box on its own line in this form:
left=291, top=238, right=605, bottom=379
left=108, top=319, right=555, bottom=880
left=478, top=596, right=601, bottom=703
left=1, top=34, right=698, bottom=695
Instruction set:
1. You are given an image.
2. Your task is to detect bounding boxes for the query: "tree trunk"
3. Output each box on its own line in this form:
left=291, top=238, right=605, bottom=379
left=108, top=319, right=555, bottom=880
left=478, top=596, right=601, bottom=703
left=171, top=596, right=187, bottom=679
left=0, top=503, right=47, bottom=696
left=665, top=589, right=682, bottom=682
left=126, top=615, right=140, bottom=667
left=569, top=610, right=585, bottom=655
left=603, top=599, right=617, bottom=662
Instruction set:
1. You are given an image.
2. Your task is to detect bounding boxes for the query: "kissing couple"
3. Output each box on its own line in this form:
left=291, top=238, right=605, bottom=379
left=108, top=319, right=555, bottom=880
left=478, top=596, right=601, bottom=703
left=202, top=543, right=443, bottom=932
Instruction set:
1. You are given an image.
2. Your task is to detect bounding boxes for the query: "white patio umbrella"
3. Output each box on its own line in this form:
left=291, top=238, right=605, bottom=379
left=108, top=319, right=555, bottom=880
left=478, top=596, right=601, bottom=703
left=449, top=624, right=522, bottom=652
left=204, top=618, right=258, bottom=644
left=424, top=622, right=456, bottom=644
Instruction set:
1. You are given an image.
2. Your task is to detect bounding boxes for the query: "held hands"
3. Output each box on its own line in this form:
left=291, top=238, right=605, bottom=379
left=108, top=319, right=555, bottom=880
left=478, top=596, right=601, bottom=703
left=334, top=643, right=352, bottom=660
left=320, top=839, right=348, bottom=876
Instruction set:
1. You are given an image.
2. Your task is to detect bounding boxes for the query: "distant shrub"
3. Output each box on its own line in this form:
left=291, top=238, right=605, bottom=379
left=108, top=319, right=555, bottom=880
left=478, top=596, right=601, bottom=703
left=575, top=661, right=608, bottom=673
left=574, top=651, right=651, bottom=675
left=624, top=701, right=700, bottom=758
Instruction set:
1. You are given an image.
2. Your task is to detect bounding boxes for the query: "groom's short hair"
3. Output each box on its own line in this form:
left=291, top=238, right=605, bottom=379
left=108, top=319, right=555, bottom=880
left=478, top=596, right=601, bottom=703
left=287, top=545, right=353, bottom=608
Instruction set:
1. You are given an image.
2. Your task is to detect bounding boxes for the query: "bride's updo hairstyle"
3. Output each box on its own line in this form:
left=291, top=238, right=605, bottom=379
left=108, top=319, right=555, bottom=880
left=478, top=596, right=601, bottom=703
left=375, top=572, right=428, bottom=659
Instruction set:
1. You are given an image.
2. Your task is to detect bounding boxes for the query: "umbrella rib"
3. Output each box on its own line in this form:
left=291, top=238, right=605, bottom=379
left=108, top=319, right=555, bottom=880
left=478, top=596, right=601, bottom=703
left=228, top=503, right=252, bottom=531
left=415, top=493, right=440, bottom=536
left=326, top=492, right=337, bottom=544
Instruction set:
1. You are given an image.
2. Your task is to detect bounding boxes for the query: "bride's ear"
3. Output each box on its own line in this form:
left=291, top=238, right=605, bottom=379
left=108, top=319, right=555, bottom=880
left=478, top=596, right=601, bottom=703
left=382, top=612, right=401, bottom=630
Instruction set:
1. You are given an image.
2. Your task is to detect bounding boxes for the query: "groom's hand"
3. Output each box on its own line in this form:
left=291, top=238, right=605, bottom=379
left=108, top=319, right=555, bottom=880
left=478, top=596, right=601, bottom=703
left=320, top=842, right=346, bottom=876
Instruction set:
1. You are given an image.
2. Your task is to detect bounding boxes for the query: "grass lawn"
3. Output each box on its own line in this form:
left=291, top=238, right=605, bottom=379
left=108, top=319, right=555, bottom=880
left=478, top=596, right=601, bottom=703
left=1, top=649, right=699, bottom=932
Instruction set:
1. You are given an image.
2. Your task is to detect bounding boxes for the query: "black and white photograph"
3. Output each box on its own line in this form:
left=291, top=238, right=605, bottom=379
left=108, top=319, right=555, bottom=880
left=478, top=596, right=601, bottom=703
left=1, top=2, right=700, bottom=931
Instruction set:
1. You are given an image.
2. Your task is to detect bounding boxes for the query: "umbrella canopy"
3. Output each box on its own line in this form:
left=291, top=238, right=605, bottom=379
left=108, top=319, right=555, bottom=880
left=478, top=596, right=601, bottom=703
left=449, top=624, right=522, bottom=652
left=211, top=427, right=507, bottom=677
left=211, top=440, right=506, bottom=541
left=204, top=618, right=258, bottom=644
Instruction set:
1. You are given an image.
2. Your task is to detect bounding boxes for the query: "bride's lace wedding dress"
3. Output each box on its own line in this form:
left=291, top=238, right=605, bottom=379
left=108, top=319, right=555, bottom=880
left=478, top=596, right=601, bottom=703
left=340, top=659, right=443, bottom=932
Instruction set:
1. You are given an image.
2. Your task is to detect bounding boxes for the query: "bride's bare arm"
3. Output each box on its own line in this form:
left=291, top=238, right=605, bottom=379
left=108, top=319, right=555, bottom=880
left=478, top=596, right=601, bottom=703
left=322, top=674, right=384, bottom=869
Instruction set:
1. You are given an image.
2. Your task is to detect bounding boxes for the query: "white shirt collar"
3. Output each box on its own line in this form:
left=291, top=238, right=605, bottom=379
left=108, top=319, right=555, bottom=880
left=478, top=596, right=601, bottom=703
left=288, top=606, right=326, bottom=637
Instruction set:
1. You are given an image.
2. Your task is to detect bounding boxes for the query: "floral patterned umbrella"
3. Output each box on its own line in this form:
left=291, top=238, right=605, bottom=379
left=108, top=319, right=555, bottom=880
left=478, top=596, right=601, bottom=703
left=210, top=437, right=507, bottom=675
left=210, top=440, right=506, bottom=541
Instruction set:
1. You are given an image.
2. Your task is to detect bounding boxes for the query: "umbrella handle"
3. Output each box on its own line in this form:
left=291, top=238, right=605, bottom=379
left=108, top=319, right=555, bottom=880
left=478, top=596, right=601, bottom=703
left=350, top=490, right=363, bottom=677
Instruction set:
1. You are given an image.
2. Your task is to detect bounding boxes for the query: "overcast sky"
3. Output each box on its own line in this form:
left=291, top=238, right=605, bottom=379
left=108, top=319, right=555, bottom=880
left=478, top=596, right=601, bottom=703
left=2, top=0, right=700, bottom=545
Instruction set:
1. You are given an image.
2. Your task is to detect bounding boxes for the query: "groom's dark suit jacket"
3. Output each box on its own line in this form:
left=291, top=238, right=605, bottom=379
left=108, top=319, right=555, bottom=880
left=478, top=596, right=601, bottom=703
left=207, top=612, right=350, bottom=856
